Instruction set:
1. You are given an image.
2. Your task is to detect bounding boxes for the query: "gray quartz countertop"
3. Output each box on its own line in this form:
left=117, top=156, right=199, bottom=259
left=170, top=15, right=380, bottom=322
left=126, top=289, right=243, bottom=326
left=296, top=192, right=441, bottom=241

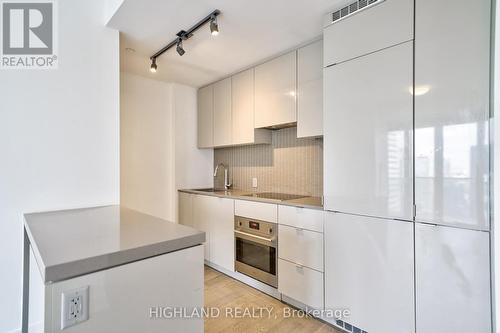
left=24, top=205, right=205, bottom=283
left=179, top=188, right=323, bottom=210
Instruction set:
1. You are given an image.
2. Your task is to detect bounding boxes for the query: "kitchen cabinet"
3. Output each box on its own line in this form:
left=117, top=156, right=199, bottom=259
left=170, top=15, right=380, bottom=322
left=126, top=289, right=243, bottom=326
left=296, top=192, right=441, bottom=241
left=279, top=224, right=323, bottom=272
left=197, top=85, right=214, bottom=148
left=323, top=0, right=413, bottom=66
left=278, top=205, right=324, bottom=309
left=255, top=51, right=297, bottom=128
left=325, top=212, right=414, bottom=333
left=232, top=69, right=271, bottom=145
left=414, top=0, right=490, bottom=231
left=213, top=78, right=232, bottom=146
left=234, top=199, right=277, bottom=223
left=297, top=40, right=323, bottom=138
left=185, top=193, right=234, bottom=271
left=178, top=192, right=193, bottom=226
left=208, top=196, right=235, bottom=272
left=278, top=259, right=323, bottom=310
left=192, top=194, right=212, bottom=260
left=323, top=41, right=413, bottom=220
left=278, top=205, right=323, bottom=233
left=415, top=223, right=491, bottom=333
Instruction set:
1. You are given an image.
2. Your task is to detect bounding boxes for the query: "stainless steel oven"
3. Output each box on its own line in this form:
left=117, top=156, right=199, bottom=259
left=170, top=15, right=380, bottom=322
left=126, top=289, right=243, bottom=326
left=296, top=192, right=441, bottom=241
left=234, top=216, right=277, bottom=288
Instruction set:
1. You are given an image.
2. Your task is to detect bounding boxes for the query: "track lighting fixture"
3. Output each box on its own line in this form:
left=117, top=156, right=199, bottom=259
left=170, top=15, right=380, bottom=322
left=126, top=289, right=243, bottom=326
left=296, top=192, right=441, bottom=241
left=176, top=38, right=185, bottom=56
left=148, top=9, right=221, bottom=72
left=150, top=58, right=157, bottom=73
left=210, top=15, right=219, bottom=36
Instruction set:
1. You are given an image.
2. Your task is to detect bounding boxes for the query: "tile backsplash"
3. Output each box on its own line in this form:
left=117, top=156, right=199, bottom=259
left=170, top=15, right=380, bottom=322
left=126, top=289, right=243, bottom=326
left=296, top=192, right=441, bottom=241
left=214, top=127, right=323, bottom=197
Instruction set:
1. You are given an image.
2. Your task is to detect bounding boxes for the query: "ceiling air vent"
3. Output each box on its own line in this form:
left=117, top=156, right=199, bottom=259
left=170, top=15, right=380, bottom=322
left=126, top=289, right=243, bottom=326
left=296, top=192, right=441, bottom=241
left=325, top=0, right=385, bottom=26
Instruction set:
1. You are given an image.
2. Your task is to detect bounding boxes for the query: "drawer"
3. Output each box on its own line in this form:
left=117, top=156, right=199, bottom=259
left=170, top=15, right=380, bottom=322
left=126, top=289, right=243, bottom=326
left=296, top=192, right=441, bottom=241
left=278, top=224, right=323, bottom=272
left=323, top=0, right=414, bottom=66
left=278, top=205, right=323, bottom=232
left=235, top=200, right=278, bottom=223
left=278, top=258, right=324, bottom=309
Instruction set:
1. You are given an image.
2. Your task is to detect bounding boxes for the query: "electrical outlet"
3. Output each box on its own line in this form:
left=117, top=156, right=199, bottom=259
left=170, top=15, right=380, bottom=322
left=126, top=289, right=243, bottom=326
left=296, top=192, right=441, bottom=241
left=252, top=177, right=258, bottom=188
left=61, top=286, right=89, bottom=329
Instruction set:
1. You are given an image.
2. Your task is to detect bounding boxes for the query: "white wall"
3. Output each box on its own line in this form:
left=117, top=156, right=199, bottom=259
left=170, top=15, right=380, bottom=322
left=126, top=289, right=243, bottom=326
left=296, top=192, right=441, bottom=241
left=120, top=77, right=213, bottom=223
left=121, top=73, right=175, bottom=221
left=0, top=0, right=120, bottom=331
left=173, top=83, right=214, bottom=190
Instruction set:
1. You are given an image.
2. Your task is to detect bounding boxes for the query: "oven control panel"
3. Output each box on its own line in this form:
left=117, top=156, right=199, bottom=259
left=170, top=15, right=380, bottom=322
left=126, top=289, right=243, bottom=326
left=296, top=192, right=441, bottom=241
left=234, top=216, right=276, bottom=237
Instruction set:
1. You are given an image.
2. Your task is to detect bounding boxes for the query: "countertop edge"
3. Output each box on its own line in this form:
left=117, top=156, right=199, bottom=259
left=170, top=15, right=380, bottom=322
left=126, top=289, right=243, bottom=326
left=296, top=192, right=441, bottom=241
left=178, top=189, right=324, bottom=210
left=42, top=233, right=205, bottom=283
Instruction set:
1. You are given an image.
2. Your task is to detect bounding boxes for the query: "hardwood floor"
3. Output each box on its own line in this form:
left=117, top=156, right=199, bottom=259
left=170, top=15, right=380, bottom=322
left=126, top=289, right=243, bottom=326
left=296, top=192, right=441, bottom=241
left=204, top=266, right=341, bottom=333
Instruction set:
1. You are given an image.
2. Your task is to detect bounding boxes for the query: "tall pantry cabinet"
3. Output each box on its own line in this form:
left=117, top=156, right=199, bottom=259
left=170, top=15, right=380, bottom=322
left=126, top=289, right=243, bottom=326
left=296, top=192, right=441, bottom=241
left=413, top=0, right=492, bottom=332
left=323, top=0, right=492, bottom=332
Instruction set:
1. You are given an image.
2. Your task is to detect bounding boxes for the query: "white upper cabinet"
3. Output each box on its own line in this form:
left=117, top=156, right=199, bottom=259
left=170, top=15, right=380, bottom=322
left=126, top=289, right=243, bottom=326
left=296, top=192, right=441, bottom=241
left=324, top=42, right=413, bottom=220
left=255, top=51, right=297, bottom=128
left=325, top=212, right=415, bottom=333
left=323, top=0, right=414, bottom=66
left=414, top=0, right=490, bottom=231
left=197, top=85, right=213, bottom=148
left=213, top=78, right=232, bottom=147
left=297, top=40, right=323, bottom=138
left=232, top=69, right=271, bottom=146
left=415, top=223, right=491, bottom=333
left=232, top=69, right=254, bottom=144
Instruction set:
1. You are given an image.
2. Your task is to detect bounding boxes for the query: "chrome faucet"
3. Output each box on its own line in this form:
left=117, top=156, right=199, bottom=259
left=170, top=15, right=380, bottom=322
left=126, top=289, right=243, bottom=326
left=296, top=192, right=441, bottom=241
left=214, top=163, right=232, bottom=190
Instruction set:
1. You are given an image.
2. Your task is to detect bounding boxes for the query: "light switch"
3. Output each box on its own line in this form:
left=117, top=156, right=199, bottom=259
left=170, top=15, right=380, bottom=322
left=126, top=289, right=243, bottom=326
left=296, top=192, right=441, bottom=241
left=61, top=286, right=89, bottom=329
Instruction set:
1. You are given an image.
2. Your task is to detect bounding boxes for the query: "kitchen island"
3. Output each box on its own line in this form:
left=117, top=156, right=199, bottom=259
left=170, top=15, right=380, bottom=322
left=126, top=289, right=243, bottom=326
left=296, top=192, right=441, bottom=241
left=22, top=205, right=205, bottom=333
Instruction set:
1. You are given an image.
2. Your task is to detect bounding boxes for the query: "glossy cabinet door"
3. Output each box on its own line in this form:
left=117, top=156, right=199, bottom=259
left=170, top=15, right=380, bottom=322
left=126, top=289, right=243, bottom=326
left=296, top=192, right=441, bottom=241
left=207, top=196, right=235, bottom=272
left=192, top=194, right=212, bottom=261
left=197, top=85, right=214, bottom=148
left=255, top=51, right=297, bottom=128
left=414, top=0, right=490, bottom=231
left=213, top=78, right=232, bottom=147
left=324, top=212, right=414, bottom=333
left=297, top=40, right=323, bottom=138
left=323, top=0, right=413, bottom=66
left=278, top=259, right=324, bottom=310
left=415, top=223, right=491, bottom=333
left=232, top=69, right=255, bottom=145
left=278, top=225, right=323, bottom=272
left=323, top=42, right=413, bottom=220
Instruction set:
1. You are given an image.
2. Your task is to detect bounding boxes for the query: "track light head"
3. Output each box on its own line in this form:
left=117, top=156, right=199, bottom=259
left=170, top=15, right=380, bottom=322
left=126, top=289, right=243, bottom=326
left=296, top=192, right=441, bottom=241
left=176, top=39, right=185, bottom=56
left=150, top=58, right=157, bottom=73
left=210, top=15, right=219, bottom=36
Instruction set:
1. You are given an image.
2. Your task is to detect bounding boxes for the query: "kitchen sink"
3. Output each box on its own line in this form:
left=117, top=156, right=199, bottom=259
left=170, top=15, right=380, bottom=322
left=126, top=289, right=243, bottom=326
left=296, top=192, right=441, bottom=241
left=194, top=188, right=234, bottom=196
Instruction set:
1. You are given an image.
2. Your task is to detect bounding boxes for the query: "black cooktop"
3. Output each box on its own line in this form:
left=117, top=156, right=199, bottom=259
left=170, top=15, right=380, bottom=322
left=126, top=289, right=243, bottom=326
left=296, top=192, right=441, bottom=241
left=244, top=192, right=307, bottom=201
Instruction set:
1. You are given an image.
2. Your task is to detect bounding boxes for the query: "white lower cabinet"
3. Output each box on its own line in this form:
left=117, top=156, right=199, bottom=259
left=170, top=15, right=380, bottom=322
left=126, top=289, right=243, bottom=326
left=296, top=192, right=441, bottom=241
left=278, top=259, right=323, bottom=310
left=188, top=194, right=235, bottom=271
left=192, top=194, right=212, bottom=261
left=415, top=223, right=491, bottom=333
left=208, top=196, right=235, bottom=272
left=278, top=206, right=324, bottom=309
left=324, top=212, right=415, bottom=333
left=234, top=199, right=277, bottom=223
left=178, top=192, right=193, bottom=226
left=278, top=224, right=323, bottom=272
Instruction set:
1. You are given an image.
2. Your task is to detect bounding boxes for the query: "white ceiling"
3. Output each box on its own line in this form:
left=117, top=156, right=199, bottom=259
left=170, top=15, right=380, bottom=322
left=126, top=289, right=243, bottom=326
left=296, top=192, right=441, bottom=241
left=108, top=0, right=349, bottom=87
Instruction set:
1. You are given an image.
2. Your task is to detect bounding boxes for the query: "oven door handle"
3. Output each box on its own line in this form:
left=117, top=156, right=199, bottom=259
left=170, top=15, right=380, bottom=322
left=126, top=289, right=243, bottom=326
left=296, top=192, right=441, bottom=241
left=234, top=230, right=276, bottom=247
